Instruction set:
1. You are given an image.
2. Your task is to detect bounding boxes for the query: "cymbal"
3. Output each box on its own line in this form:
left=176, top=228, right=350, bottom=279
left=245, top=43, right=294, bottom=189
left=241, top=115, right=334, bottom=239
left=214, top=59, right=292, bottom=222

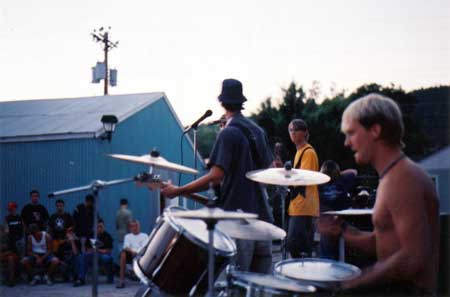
left=246, top=168, right=330, bottom=186
left=217, top=219, right=286, bottom=240
left=323, top=208, right=373, bottom=216
left=170, top=207, right=258, bottom=220
left=109, top=153, right=198, bottom=175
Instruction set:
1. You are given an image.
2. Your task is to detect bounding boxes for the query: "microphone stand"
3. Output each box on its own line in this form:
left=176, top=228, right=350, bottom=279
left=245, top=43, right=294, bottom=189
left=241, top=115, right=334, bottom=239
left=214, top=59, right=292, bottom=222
left=48, top=177, right=134, bottom=297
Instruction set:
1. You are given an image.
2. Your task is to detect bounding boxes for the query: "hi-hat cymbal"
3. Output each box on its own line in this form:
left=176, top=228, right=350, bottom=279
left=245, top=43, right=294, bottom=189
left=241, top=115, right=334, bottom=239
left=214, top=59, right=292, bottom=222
left=170, top=207, right=258, bottom=220
left=109, top=153, right=198, bottom=175
left=323, top=208, right=373, bottom=216
left=217, top=219, right=286, bottom=240
left=246, top=168, right=330, bottom=186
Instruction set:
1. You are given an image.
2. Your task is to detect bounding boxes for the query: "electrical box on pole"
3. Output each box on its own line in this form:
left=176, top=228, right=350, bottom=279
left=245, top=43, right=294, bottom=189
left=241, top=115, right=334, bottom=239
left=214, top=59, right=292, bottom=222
left=90, top=27, right=119, bottom=95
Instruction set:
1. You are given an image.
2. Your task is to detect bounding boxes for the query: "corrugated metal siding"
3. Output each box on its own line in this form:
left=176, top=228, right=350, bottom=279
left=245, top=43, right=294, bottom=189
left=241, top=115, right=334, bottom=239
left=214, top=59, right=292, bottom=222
left=0, top=96, right=205, bottom=257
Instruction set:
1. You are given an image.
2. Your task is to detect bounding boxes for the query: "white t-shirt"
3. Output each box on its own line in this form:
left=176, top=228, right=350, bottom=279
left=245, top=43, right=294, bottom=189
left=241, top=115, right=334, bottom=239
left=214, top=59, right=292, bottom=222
left=123, top=232, right=149, bottom=253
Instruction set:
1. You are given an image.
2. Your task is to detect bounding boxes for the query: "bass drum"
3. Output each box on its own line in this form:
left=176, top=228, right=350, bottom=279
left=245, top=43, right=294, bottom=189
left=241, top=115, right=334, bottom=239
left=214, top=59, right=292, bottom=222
left=134, top=206, right=236, bottom=296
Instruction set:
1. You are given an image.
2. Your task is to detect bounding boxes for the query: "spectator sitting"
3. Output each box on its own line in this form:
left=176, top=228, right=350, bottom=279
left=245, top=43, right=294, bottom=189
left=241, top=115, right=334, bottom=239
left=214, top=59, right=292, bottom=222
left=21, top=190, right=50, bottom=234
left=0, top=224, right=19, bottom=287
left=116, top=219, right=148, bottom=288
left=4, top=201, right=24, bottom=257
left=21, top=223, right=59, bottom=286
left=73, top=219, right=114, bottom=287
left=49, top=199, right=74, bottom=258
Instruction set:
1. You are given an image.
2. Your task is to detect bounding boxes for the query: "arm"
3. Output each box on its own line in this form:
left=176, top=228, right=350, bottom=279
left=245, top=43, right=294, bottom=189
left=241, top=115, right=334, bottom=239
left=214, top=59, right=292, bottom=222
left=161, top=166, right=224, bottom=199
left=317, top=215, right=377, bottom=256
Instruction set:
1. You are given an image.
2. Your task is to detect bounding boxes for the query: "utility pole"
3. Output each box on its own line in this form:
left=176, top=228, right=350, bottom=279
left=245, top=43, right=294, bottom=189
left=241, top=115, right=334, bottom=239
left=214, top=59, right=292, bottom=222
left=91, top=27, right=118, bottom=95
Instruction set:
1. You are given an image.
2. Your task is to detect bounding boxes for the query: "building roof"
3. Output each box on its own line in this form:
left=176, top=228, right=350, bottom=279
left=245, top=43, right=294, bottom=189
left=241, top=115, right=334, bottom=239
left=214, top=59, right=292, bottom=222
left=419, top=146, right=450, bottom=170
left=0, top=93, right=170, bottom=143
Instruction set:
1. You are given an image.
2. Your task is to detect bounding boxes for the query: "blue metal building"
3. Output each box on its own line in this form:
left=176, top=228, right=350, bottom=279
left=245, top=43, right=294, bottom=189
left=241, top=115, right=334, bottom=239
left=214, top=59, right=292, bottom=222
left=0, top=93, right=205, bottom=249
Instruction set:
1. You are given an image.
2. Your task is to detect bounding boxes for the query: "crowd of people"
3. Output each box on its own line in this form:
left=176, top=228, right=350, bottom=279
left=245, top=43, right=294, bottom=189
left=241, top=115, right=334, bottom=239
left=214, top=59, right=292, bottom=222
left=1, top=78, right=440, bottom=296
left=0, top=192, right=148, bottom=289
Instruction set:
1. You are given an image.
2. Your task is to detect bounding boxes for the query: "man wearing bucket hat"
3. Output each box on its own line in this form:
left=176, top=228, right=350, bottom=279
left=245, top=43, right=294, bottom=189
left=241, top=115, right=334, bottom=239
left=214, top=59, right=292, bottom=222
left=160, top=78, right=274, bottom=273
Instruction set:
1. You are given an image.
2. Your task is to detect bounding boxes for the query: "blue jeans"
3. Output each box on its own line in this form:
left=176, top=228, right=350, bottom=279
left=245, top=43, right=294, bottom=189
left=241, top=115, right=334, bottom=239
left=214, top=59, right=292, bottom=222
left=234, top=239, right=272, bottom=273
left=287, top=216, right=314, bottom=258
left=74, top=252, right=113, bottom=281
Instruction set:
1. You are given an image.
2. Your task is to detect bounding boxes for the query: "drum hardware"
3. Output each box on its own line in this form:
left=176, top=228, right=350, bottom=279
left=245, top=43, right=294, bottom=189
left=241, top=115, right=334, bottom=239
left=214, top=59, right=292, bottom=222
left=48, top=177, right=135, bottom=297
left=109, top=148, right=199, bottom=175
left=133, top=206, right=238, bottom=297
left=246, top=166, right=330, bottom=187
left=274, top=258, right=361, bottom=291
left=216, top=218, right=286, bottom=241
left=248, top=162, right=330, bottom=260
left=135, top=171, right=211, bottom=205
left=217, top=265, right=316, bottom=297
left=322, top=208, right=373, bottom=261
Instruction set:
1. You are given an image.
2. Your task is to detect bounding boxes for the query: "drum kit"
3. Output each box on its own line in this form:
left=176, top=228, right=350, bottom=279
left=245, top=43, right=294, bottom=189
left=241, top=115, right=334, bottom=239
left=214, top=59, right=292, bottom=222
left=50, top=150, right=363, bottom=297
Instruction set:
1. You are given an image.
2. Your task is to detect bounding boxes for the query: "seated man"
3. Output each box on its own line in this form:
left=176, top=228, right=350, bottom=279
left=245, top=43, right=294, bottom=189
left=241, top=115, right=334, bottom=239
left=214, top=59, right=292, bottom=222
left=73, top=219, right=114, bottom=286
left=116, top=219, right=148, bottom=288
left=21, top=223, right=59, bottom=285
left=0, top=224, right=19, bottom=287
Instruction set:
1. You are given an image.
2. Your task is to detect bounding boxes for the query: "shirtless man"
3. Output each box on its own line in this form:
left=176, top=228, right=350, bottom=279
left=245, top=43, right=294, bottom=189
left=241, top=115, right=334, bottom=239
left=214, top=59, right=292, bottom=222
left=318, top=93, right=439, bottom=295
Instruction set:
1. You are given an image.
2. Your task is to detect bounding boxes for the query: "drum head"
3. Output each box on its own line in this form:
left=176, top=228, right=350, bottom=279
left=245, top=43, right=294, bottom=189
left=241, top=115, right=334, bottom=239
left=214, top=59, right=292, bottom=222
left=165, top=206, right=236, bottom=255
left=232, top=271, right=316, bottom=293
left=274, top=258, right=361, bottom=283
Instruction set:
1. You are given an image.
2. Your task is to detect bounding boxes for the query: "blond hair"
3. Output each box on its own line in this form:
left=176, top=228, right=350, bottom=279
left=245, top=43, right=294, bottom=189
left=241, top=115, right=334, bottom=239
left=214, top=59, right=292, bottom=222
left=343, top=93, right=404, bottom=148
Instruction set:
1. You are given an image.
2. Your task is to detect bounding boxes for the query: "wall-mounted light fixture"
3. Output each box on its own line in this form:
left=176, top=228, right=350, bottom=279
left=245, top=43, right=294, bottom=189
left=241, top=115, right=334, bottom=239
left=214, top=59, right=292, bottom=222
left=100, top=115, right=118, bottom=142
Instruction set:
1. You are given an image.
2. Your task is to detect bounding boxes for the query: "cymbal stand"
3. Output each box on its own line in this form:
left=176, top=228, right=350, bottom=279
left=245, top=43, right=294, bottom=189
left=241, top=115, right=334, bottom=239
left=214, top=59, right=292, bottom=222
left=281, top=186, right=288, bottom=260
left=48, top=177, right=134, bottom=297
left=205, top=184, right=218, bottom=297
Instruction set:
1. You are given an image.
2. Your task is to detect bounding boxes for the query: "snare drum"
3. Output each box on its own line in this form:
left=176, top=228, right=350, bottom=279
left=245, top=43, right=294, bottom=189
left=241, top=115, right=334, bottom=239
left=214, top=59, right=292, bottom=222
left=274, top=258, right=361, bottom=290
left=224, top=269, right=316, bottom=297
left=134, top=206, right=236, bottom=296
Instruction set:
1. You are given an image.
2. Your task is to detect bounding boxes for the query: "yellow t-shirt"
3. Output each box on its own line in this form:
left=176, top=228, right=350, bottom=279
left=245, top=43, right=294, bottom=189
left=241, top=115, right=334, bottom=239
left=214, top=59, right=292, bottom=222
left=288, top=144, right=320, bottom=217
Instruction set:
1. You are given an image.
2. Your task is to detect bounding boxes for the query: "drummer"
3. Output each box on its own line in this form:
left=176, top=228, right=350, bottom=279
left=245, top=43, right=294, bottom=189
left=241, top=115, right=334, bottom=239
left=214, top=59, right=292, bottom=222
left=160, top=78, right=275, bottom=273
left=318, top=93, right=439, bottom=296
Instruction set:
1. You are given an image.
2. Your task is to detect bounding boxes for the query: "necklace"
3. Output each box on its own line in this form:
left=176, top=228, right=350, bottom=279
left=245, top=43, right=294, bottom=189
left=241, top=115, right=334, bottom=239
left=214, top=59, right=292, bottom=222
left=379, top=153, right=406, bottom=179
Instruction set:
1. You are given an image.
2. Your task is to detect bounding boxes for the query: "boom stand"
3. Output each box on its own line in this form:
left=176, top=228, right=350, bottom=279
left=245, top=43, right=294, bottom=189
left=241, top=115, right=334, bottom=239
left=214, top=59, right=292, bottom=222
left=48, top=177, right=134, bottom=297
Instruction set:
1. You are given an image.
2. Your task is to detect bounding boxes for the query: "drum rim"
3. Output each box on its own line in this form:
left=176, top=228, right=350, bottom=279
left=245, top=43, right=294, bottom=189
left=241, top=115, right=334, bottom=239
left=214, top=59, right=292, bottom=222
left=273, top=257, right=361, bottom=283
left=164, top=206, right=237, bottom=257
left=230, top=270, right=317, bottom=293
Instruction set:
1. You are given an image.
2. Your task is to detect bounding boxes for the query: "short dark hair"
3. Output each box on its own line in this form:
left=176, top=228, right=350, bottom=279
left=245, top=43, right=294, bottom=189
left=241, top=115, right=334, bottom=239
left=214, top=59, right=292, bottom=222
left=55, top=199, right=64, bottom=205
left=28, top=223, right=40, bottom=234
left=221, top=102, right=244, bottom=112
left=98, top=218, right=104, bottom=225
left=85, top=194, right=94, bottom=203
left=120, top=198, right=128, bottom=206
left=30, top=189, right=40, bottom=196
left=289, top=119, right=308, bottom=131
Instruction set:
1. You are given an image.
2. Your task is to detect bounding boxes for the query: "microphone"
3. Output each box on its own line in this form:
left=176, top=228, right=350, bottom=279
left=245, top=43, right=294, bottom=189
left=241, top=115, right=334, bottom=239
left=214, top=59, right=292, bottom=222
left=184, top=110, right=213, bottom=133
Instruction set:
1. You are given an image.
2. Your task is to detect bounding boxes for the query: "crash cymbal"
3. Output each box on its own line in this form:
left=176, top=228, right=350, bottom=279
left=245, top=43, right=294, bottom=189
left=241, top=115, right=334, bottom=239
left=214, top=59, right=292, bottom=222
left=323, top=208, right=373, bottom=216
left=217, top=219, right=286, bottom=240
left=170, top=207, right=258, bottom=220
left=109, top=153, right=198, bottom=175
left=246, top=168, right=330, bottom=186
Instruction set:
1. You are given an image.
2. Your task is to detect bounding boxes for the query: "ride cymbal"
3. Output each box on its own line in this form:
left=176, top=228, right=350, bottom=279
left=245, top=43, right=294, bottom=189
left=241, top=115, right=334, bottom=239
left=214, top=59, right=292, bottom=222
left=246, top=168, right=330, bottom=186
left=109, top=153, right=198, bottom=175
left=217, top=219, right=286, bottom=240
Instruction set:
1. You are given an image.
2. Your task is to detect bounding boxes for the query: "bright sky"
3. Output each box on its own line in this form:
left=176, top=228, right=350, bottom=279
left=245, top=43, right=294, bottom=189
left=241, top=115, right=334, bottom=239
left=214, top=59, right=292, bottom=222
left=1, top=0, right=449, bottom=125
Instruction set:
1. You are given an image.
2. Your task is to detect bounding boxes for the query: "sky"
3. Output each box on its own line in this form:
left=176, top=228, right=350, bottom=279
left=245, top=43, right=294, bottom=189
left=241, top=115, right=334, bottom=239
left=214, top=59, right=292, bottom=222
left=1, top=0, right=449, bottom=125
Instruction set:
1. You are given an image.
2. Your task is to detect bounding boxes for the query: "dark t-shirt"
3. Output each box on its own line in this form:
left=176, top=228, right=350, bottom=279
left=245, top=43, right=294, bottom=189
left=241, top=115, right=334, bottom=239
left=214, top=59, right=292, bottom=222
left=319, top=172, right=356, bottom=211
left=97, top=231, right=113, bottom=250
left=5, top=214, right=23, bottom=242
left=208, top=114, right=273, bottom=222
left=21, top=203, right=50, bottom=231
left=73, top=204, right=95, bottom=237
left=49, top=212, right=74, bottom=240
